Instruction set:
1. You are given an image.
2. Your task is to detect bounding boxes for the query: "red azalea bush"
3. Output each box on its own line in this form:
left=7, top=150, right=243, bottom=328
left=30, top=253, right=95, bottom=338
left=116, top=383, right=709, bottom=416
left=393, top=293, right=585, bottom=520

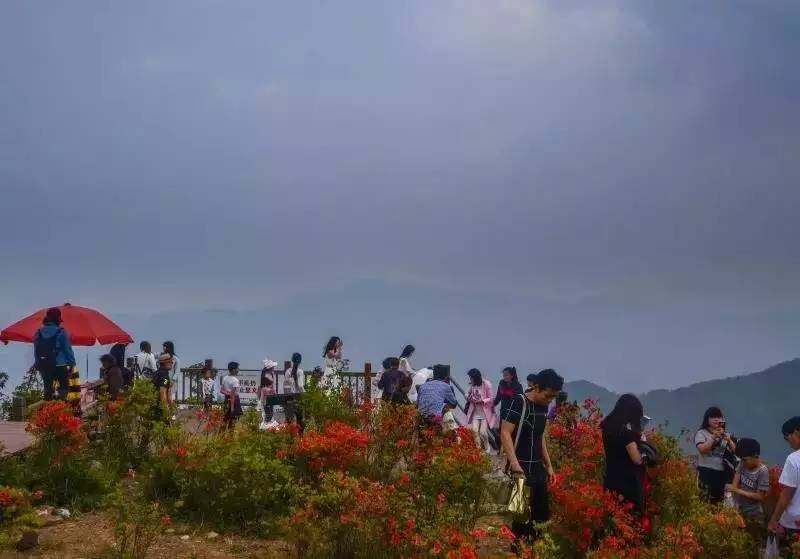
left=0, top=486, right=32, bottom=524
left=26, top=401, right=86, bottom=461
left=25, top=400, right=108, bottom=508
left=282, top=392, right=492, bottom=557
left=292, top=420, right=371, bottom=474
left=541, top=398, right=754, bottom=559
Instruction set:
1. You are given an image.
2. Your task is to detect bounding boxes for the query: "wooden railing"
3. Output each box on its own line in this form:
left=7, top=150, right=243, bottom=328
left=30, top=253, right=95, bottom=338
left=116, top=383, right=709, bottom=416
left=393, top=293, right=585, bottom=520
left=178, top=360, right=375, bottom=405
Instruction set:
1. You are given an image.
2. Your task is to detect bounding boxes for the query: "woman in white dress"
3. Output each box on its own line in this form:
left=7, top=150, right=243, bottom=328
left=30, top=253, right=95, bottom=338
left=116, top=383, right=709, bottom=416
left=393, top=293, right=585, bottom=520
left=321, top=336, right=343, bottom=391
left=398, top=345, right=415, bottom=377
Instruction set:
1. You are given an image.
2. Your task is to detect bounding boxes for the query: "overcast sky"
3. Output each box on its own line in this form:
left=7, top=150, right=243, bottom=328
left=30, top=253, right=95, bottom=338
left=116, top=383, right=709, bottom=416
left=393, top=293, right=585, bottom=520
left=1, top=1, right=799, bottom=391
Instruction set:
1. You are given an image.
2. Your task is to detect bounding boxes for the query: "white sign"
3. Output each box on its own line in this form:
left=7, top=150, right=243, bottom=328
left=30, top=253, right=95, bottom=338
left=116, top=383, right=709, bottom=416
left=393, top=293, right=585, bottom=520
left=237, top=373, right=260, bottom=403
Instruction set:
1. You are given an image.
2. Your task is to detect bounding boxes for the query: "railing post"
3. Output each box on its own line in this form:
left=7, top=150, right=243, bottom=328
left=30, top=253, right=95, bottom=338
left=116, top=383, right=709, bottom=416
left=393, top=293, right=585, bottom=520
left=364, top=362, right=372, bottom=402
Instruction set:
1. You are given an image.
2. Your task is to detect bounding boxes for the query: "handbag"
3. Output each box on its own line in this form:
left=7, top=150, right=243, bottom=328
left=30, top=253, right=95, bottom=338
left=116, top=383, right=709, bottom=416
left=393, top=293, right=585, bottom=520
left=508, top=475, right=529, bottom=517
left=505, top=395, right=530, bottom=515
left=763, top=535, right=779, bottom=559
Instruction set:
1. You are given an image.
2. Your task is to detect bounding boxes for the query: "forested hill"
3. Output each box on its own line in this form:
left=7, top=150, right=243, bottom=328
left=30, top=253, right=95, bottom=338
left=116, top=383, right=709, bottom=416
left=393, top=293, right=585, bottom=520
left=565, top=359, right=800, bottom=464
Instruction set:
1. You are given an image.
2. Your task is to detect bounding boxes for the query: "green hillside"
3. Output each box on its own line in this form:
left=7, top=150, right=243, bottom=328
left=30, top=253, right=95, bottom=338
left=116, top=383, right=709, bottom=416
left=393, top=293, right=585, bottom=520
left=565, top=359, right=800, bottom=464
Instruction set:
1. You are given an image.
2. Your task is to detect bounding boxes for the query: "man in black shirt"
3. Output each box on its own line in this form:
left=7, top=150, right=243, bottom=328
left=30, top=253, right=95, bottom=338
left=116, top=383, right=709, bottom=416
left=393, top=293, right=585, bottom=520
left=500, top=369, right=564, bottom=543
left=378, top=357, right=404, bottom=402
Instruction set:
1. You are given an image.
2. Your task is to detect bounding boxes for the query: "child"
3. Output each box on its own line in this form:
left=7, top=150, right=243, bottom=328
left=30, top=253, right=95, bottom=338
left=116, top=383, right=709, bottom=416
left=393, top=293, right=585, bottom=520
left=201, top=367, right=215, bottom=411
left=220, top=361, right=242, bottom=429
left=732, top=437, right=769, bottom=545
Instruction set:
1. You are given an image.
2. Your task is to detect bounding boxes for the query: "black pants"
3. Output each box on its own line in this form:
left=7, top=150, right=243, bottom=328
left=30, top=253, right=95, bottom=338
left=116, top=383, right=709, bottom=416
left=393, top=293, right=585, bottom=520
left=41, top=366, right=69, bottom=401
left=698, top=466, right=727, bottom=505
left=604, top=475, right=644, bottom=515
left=511, top=468, right=550, bottom=542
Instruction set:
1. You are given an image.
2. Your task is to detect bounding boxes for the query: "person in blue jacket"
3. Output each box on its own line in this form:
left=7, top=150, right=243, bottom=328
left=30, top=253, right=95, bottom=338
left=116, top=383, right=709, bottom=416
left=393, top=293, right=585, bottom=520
left=32, top=307, right=76, bottom=401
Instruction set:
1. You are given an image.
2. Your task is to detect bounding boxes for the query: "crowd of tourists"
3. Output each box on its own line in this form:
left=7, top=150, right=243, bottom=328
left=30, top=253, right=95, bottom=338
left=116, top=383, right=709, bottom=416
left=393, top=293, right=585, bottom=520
left=30, top=313, right=800, bottom=551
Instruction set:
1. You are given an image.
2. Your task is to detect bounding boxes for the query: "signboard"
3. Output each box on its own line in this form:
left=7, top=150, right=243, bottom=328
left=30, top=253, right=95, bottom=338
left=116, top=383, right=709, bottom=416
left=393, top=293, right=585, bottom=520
left=236, top=373, right=260, bottom=403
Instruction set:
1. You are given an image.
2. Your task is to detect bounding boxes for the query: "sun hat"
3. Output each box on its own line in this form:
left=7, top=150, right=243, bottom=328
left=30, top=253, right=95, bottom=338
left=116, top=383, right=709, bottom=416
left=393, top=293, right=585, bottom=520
left=262, top=358, right=278, bottom=370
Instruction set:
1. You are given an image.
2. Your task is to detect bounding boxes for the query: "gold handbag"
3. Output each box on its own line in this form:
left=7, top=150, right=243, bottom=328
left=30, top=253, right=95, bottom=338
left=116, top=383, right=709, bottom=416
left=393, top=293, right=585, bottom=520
left=506, top=394, right=530, bottom=517
left=508, top=475, right=530, bottom=516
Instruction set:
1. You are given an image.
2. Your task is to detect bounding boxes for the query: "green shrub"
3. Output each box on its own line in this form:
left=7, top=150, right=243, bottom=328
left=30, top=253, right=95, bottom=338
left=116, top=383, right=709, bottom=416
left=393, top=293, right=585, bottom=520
left=103, top=478, right=170, bottom=559
left=92, top=381, right=163, bottom=475
left=146, top=428, right=302, bottom=536
left=299, top=386, right=358, bottom=428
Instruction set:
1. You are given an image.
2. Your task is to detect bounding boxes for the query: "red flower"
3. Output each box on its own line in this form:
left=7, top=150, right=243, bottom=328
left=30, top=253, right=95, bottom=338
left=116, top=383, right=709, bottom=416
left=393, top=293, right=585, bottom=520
left=470, top=528, right=487, bottom=539
left=499, top=526, right=516, bottom=543
left=161, top=514, right=172, bottom=526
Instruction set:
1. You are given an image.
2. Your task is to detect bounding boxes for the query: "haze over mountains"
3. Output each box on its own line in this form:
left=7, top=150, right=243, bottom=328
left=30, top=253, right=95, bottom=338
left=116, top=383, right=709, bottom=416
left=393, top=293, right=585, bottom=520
left=566, top=359, right=800, bottom=464
left=1, top=279, right=797, bottom=397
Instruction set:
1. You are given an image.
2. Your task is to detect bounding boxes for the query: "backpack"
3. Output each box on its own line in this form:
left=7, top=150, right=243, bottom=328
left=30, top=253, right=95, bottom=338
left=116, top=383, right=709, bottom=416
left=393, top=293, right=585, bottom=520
left=35, top=328, right=61, bottom=374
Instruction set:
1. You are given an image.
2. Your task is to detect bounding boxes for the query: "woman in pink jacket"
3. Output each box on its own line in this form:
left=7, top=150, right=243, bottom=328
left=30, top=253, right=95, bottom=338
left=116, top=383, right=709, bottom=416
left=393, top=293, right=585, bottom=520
left=466, top=368, right=496, bottom=453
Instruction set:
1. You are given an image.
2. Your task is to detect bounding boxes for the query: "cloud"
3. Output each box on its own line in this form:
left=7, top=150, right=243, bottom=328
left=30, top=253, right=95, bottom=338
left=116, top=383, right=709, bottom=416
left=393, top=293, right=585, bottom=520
left=0, top=0, right=798, bottom=369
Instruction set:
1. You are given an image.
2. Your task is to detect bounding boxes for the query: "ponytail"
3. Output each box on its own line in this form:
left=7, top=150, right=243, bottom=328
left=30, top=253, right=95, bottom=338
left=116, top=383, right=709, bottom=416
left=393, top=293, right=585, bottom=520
left=291, top=352, right=302, bottom=385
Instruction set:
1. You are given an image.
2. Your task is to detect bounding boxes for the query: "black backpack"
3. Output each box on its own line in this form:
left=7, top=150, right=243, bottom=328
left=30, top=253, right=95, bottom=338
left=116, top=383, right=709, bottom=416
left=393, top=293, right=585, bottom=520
left=35, top=328, right=61, bottom=374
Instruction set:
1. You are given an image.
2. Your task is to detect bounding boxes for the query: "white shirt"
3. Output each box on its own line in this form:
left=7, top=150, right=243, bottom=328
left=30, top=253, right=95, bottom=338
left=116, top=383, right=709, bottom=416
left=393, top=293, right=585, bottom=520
left=283, top=367, right=305, bottom=394
left=409, top=367, right=433, bottom=403
left=201, top=378, right=215, bottom=399
left=399, top=357, right=414, bottom=376
left=779, top=449, right=800, bottom=528
left=135, top=351, right=157, bottom=373
left=221, top=375, right=240, bottom=397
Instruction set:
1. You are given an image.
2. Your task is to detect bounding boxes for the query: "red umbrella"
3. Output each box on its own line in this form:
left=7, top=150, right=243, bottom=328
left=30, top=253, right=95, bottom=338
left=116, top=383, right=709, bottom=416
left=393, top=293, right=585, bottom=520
left=0, top=303, right=133, bottom=346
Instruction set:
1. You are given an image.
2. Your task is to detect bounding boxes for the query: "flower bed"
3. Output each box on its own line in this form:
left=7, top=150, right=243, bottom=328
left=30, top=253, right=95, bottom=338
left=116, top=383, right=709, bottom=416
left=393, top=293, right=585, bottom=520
left=0, top=383, right=772, bottom=558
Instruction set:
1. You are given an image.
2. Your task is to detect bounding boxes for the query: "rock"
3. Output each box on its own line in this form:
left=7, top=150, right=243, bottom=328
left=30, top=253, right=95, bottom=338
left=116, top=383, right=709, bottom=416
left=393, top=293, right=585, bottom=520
left=164, top=528, right=175, bottom=535
left=206, top=531, right=219, bottom=540
left=16, top=530, right=39, bottom=551
left=39, top=514, right=63, bottom=527
left=56, top=508, right=71, bottom=519
left=180, top=535, right=190, bottom=541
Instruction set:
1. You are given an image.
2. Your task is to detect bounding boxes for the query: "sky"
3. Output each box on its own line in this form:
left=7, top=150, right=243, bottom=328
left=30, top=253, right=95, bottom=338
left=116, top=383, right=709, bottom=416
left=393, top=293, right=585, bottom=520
left=1, top=0, right=799, bottom=392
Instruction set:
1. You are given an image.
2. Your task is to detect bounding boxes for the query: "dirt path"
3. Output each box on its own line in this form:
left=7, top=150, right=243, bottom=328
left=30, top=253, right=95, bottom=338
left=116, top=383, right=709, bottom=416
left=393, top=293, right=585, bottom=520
left=1, top=512, right=515, bottom=558
left=0, top=512, right=292, bottom=559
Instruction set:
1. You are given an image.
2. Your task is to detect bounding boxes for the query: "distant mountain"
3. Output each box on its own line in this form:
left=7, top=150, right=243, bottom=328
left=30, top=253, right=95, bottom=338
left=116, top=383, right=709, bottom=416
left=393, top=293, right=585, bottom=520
left=565, top=359, right=800, bottom=464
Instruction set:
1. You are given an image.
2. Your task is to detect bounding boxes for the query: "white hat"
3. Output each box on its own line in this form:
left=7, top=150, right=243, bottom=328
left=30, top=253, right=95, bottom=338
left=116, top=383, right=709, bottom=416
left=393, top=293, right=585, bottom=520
left=262, top=358, right=278, bottom=370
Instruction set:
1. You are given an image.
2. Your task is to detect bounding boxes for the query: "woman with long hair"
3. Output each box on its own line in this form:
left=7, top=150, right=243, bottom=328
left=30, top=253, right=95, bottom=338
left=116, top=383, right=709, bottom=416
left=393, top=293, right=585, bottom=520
left=494, top=367, right=523, bottom=422
left=399, top=345, right=415, bottom=376
left=465, top=368, right=496, bottom=453
left=695, top=406, right=736, bottom=504
left=321, top=336, right=343, bottom=391
left=283, top=352, right=305, bottom=431
left=601, top=394, right=646, bottom=513
left=259, top=359, right=278, bottom=427
left=162, top=341, right=180, bottom=418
